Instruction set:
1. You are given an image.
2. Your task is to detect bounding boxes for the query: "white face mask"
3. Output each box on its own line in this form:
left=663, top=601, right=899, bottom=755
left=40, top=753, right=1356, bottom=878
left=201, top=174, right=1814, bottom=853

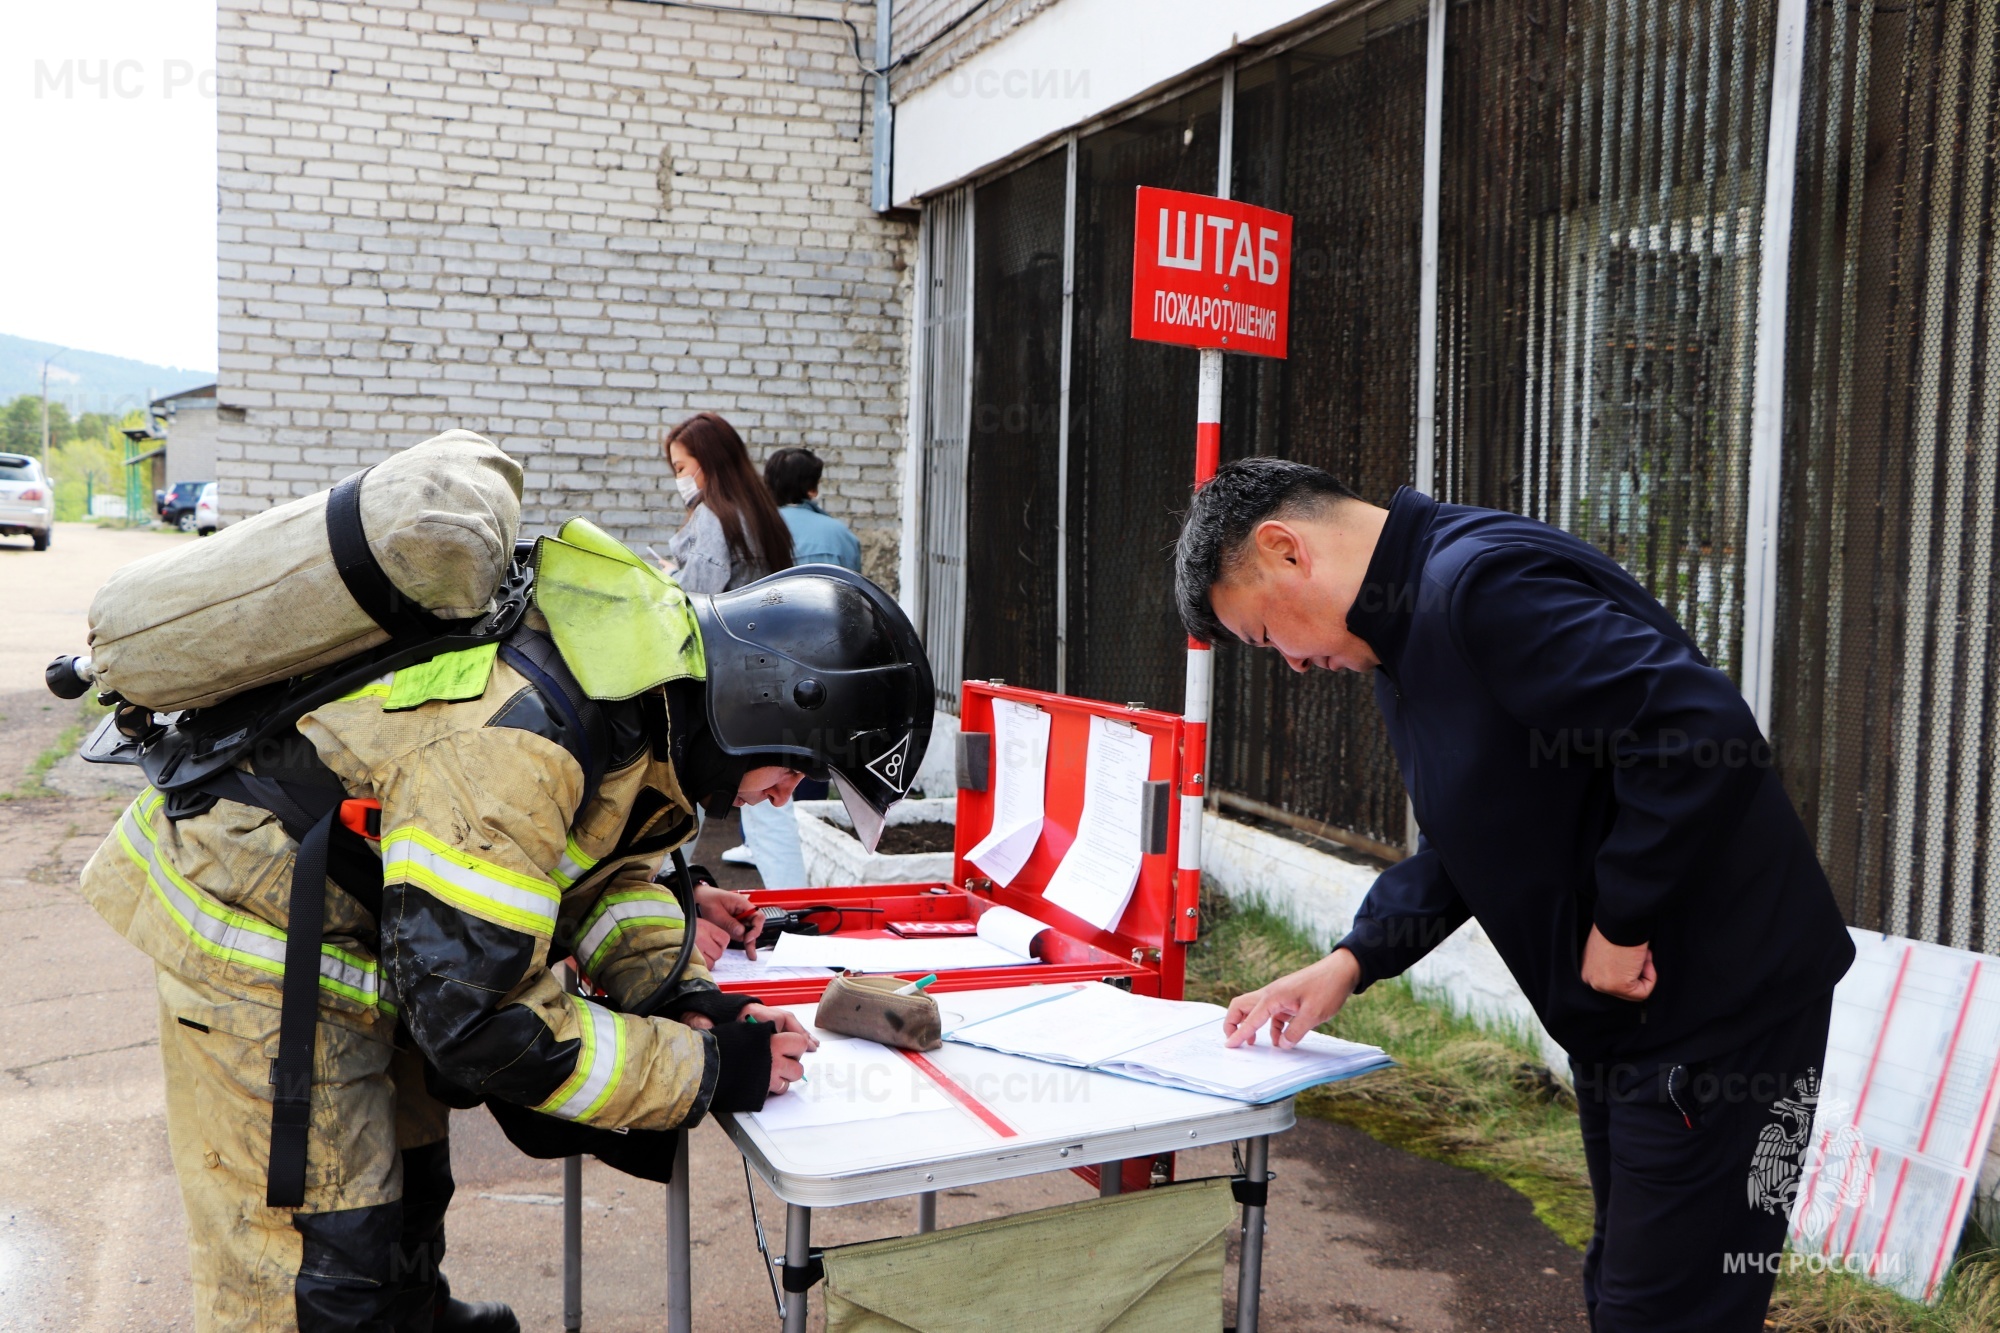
left=675, top=475, right=700, bottom=505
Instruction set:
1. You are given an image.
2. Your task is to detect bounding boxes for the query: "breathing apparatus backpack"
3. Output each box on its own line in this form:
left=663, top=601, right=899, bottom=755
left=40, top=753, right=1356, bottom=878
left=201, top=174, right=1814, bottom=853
left=49, top=438, right=705, bottom=1203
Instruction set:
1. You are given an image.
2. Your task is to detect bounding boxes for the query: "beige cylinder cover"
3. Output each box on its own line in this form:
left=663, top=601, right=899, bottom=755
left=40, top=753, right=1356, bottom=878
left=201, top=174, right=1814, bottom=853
left=89, top=429, right=524, bottom=711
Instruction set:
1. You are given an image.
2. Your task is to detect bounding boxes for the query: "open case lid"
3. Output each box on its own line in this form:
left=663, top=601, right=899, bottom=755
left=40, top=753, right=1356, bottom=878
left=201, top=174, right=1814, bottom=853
left=952, top=681, right=1193, bottom=985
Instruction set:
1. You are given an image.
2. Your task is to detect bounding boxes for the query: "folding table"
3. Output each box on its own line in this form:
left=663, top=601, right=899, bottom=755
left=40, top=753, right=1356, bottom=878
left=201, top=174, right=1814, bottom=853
left=569, top=684, right=1299, bottom=1330
left=690, top=990, right=1292, bottom=1331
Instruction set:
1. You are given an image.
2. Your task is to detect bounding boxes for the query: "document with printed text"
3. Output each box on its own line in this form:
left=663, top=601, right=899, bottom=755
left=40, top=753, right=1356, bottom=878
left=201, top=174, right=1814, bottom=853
left=966, top=700, right=1051, bottom=887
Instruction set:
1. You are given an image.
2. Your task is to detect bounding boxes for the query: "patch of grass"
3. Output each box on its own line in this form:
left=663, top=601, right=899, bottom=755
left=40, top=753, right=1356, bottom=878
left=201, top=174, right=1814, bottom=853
left=1183, top=886, right=1999, bottom=1331
left=4, top=695, right=107, bottom=800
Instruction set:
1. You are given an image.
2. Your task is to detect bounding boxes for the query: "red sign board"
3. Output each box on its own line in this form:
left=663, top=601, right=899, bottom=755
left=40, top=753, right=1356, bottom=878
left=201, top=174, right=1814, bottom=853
left=1130, top=186, right=1292, bottom=359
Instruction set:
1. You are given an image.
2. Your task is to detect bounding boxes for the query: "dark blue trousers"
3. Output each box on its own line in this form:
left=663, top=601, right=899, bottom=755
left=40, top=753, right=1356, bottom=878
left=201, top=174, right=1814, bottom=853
left=1573, top=993, right=1834, bottom=1331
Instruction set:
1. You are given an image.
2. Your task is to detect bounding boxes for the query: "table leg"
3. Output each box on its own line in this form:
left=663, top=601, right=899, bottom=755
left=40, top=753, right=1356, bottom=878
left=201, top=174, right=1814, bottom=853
left=782, top=1204, right=813, bottom=1333
left=1235, top=1135, right=1269, bottom=1333
left=562, top=1155, right=583, bottom=1332
left=1098, top=1161, right=1122, bottom=1197
left=667, top=1133, right=692, bottom=1333
left=916, top=1191, right=937, bottom=1233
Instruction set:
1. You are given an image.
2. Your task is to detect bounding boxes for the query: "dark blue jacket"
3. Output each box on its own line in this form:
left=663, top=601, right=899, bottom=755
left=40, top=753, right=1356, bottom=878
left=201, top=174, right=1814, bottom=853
left=1334, top=489, right=1854, bottom=1062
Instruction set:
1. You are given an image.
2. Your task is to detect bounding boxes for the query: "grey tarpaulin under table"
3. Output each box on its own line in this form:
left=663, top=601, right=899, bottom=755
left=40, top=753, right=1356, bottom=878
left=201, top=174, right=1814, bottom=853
left=685, top=989, right=1293, bottom=1332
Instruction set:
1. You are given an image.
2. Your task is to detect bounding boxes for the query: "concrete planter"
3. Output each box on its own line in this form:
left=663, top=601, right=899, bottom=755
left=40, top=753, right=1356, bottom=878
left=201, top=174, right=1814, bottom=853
left=796, top=797, right=956, bottom=887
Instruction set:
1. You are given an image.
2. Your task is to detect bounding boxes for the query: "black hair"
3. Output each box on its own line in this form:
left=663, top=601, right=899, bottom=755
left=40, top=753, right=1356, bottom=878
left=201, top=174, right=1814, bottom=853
left=1173, top=457, right=1363, bottom=644
left=764, top=446, right=824, bottom=507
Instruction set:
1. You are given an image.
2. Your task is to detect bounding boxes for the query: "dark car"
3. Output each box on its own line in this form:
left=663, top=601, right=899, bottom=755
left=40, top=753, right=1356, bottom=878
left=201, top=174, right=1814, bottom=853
left=157, top=480, right=211, bottom=533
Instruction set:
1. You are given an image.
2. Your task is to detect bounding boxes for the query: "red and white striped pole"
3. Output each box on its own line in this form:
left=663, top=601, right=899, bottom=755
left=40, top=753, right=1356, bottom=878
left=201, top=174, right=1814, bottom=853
left=1176, top=347, right=1224, bottom=942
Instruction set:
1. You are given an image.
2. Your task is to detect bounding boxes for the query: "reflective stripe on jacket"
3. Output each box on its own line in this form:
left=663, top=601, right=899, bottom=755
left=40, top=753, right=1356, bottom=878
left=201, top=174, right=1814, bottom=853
left=79, top=650, right=722, bottom=1131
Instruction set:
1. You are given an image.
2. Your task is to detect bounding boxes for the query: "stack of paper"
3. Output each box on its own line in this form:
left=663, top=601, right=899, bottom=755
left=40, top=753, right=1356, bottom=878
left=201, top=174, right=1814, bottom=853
left=966, top=700, right=1051, bottom=886
left=1042, top=716, right=1153, bottom=932
left=946, top=982, right=1392, bottom=1103
left=706, top=950, right=835, bottom=985
left=747, top=1033, right=955, bottom=1132
left=763, top=906, right=1053, bottom=974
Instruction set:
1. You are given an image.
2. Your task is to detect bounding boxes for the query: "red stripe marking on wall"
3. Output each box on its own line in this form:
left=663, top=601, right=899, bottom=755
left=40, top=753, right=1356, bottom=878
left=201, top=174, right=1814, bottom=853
left=1853, top=945, right=1914, bottom=1126
left=1839, top=1147, right=1881, bottom=1263
left=1875, top=1157, right=1912, bottom=1262
left=1962, top=976, right=2000, bottom=1171
left=1924, top=1176, right=1969, bottom=1301
left=897, top=1049, right=1019, bottom=1139
left=1918, top=960, right=1982, bottom=1155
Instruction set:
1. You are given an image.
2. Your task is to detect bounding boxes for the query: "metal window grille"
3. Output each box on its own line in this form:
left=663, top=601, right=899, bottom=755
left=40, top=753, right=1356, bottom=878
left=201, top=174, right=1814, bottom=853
left=963, top=149, right=1069, bottom=693
left=918, top=187, right=974, bottom=714
left=1064, top=84, right=1225, bottom=712
left=1776, top=0, right=2000, bottom=948
left=1436, top=0, right=1778, bottom=682
left=1208, top=8, right=1433, bottom=854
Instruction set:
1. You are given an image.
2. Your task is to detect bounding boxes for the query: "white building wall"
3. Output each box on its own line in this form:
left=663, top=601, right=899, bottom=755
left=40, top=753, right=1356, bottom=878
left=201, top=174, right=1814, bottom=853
left=889, top=0, right=1342, bottom=205
left=164, top=402, right=220, bottom=486
left=216, top=0, right=912, bottom=583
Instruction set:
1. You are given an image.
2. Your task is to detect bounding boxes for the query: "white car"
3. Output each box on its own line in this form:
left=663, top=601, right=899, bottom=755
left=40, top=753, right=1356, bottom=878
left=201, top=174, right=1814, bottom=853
left=0, top=453, right=52, bottom=551
left=194, top=481, right=220, bottom=536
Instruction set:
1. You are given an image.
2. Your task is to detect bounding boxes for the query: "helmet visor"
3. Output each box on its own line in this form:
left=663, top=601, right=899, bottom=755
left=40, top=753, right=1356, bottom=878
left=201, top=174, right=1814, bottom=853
left=832, top=769, right=889, bottom=854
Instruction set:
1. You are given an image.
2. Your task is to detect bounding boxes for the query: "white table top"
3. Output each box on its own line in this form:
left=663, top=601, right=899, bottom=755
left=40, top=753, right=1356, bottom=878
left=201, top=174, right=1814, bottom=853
left=717, top=987, right=1296, bottom=1207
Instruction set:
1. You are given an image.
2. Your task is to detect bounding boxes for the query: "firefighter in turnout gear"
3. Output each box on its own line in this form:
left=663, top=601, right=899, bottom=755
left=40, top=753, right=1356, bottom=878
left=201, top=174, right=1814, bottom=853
left=73, top=524, right=934, bottom=1333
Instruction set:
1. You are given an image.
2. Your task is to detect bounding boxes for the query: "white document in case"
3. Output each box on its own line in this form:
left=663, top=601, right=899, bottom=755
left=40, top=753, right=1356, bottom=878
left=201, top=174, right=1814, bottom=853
left=966, top=700, right=1052, bottom=887
left=763, top=932, right=1042, bottom=973
left=1041, top=715, right=1152, bottom=932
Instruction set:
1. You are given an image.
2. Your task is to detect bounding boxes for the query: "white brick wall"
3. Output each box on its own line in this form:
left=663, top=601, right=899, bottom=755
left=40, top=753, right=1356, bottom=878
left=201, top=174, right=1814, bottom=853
left=891, top=0, right=1059, bottom=101
left=217, top=0, right=914, bottom=585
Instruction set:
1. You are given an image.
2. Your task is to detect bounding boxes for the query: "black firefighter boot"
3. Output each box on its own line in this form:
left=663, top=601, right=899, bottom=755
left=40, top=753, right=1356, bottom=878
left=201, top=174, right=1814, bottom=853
left=433, top=1273, right=521, bottom=1333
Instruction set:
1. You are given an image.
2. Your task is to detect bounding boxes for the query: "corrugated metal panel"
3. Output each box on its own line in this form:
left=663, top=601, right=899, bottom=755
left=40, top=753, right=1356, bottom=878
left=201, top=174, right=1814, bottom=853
left=1776, top=0, right=2000, bottom=948
left=1209, top=9, right=1431, bottom=852
left=1065, top=82, right=1225, bottom=713
left=1436, top=0, right=1778, bottom=683
left=964, top=149, right=1068, bottom=692
left=918, top=187, right=973, bottom=713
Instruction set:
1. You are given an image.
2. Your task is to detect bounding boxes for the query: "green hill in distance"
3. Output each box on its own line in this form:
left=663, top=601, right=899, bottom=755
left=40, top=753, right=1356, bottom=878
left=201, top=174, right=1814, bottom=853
left=0, top=332, right=214, bottom=416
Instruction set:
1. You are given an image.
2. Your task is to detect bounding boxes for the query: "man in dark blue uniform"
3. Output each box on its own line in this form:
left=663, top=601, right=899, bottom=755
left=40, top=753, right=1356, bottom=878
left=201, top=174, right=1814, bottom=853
left=1175, top=459, right=1854, bottom=1331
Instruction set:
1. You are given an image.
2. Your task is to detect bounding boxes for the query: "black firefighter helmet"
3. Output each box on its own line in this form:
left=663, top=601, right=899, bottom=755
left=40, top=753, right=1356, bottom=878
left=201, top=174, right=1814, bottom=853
left=690, top=565, right=934, bottom=851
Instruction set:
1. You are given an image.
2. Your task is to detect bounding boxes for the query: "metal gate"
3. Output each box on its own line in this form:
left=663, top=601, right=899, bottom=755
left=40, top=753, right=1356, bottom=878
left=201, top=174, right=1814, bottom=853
left=1775, top=0, right=2000, bottom=949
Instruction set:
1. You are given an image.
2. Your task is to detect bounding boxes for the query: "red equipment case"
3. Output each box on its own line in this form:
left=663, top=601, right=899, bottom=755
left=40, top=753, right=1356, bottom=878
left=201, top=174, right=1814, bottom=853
left=715, top=682, right=1201, bottom=1191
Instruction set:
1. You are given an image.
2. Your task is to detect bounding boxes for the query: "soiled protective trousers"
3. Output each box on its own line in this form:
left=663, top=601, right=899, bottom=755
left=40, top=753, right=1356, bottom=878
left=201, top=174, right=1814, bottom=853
left=157, top=964, right=459, bottom=1332
left=1573, top=992, right=1835, bottom=1332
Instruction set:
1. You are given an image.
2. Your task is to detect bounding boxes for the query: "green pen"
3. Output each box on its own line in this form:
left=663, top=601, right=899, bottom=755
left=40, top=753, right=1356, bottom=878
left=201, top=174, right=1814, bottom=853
left=893, top=973, right=938, bottom=996
left=743, top=1013, right=806, bottom=1081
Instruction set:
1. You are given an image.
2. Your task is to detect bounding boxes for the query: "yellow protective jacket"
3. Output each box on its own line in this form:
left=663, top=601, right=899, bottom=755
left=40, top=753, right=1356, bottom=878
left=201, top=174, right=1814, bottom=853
left=80, top=640, right=736, bottom=1133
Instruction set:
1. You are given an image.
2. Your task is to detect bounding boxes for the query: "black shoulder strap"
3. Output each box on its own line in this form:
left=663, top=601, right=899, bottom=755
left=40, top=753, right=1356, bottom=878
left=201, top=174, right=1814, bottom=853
left=499, top=626, right=613, bottom=809
left=267, top=805, right=333, bottom=1208
left=326, top=468, right=445, bottom=639
left=178, top=755, right=384, bottom=1211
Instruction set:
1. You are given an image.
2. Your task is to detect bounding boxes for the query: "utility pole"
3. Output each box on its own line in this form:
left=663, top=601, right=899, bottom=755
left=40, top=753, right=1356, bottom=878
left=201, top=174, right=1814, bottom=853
left=39, top=348, right=65, bottom=485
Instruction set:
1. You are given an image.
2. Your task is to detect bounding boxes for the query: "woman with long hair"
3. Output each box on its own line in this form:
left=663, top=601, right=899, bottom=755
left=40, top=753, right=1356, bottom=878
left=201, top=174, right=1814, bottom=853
left=662, top=411, right=811, bottom=888
left=663, top=412, right=795, bottom=593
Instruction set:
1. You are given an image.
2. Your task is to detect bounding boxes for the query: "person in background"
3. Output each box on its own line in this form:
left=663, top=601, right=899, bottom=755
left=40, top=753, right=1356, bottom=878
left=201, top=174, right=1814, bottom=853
left=720, top=448, right=867, bottom=881
left=664, top=412, right=794, bottom=593
left=663, top=413, right=811, bottom=889
left=765, top=446, right=862, bottom=573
